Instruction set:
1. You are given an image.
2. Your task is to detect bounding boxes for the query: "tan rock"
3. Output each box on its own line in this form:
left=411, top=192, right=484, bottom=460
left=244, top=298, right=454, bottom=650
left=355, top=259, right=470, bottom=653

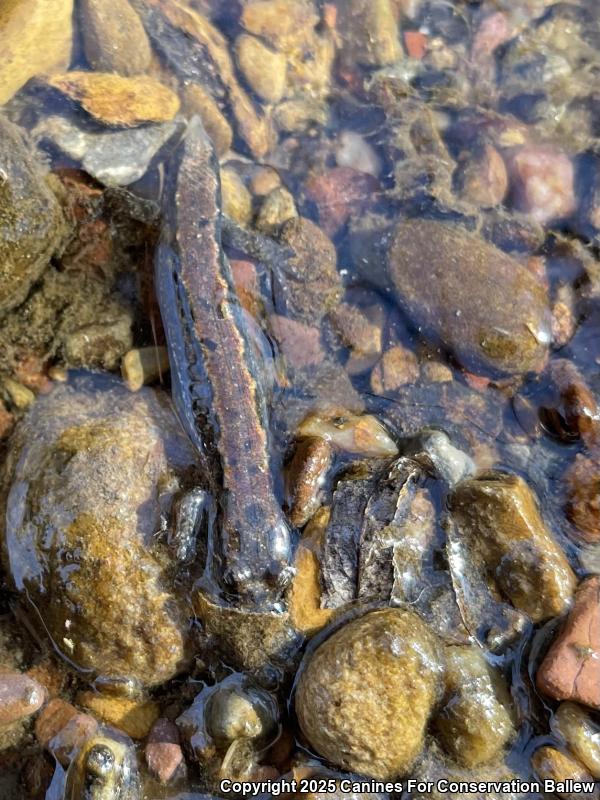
left=286, top=438, right=332, bottom=527
left=388, top=220, right=552, bottom=377
left=80, top=0, right=151, bottom=76
left=435, top=646, right=515, bottom=767
left=455, top=144, right=508, bottom=208
left=537, top=577, right=600, bottom=710
left=335, top=0, right=401, bottom=67
left=45, top=71, right=180, bottom=127
left=532, top=746, right=595, bottom=798
left=0, top=0, right=73, bottom=105
left=298, top=411, right=398, bottom=458
left=0, top=377, right=195, bottom=687
left=329, top=303, right=382, bottom=361
left=0, top=672, right=46, bottom=726
left=181, top=83, right=233, bottom=156
left=241, top=0, right=319, bottom=51
left=236, top=34, right=287, bottom=104
left=250, top=166, right=281, bottom=196
left=449, top=472, right=576, bottom=622
left=551, top=702, right=600, bottom=778
left=295, top=608, right=443, bottom=779
left=371, top=345, right=419, bottom=394
left=121, top=346, right=170, bottom=392
left=221, top=166, right=253, bottom=226
left=78, top=692, right=159, bottom=740
left=255, top=187, right=297, bottom=232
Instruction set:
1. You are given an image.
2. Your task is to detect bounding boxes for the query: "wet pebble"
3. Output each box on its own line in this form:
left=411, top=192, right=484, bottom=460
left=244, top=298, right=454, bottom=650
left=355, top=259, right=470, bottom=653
left=449, top=472, right=576, bottom=622
left=236, top=34, right=287, bottom=104
left=537, top=577, right=600, bottom=710
left=434, top=646, right=515, bottom=767
left=565, top=454, right=600, bottom=544
left=269, top=314, right=324, bottom=369
left=286, top=437, right=332, bottom=527
left=506, top=145, right=576, bottom=225
left=0, top=672, right=46, bottom=727
left=370, top=345, right=420, bottom=394
left=305, top=167, right=380, bottom=237
left=335, top=0, right=401, bottom=67
left=121, top=346, right=170, bottom=392
left=79, top=0, right=152, bottom=76
left=455, top=143, right=508, bottom=208
left=221, top=167, right=253, bottom=226
left=296, top=608, right=444, bottom=779
left=531, top=746, right=596, bottom=798
left=335, top=131, right=381, bottom=178
left=145, top=718, right=184, bottom=785
left=255, top=187, right=297, bottom=232
left=35, top=699, right=98, bottom=766
left=45, top=71, right=180, bottom=127
left=551, top=702, right=600, bottom=778
left=297, top=411, right=398, bottom=458
left=34, top=114, right=181, bottom=186
left=0, top=375, right=195, bottom=686
left=181, top=84, right=233, bottom=156
left=387, top=220, right=551, bottom=377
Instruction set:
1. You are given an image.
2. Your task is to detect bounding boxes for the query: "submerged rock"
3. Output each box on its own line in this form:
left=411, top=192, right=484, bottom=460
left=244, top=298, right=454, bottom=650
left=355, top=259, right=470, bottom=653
left=45, top=71, right=180, bottom=127
left=34, top=114, right=181, bottom=186
left=449, top=472, right=576, bottom=622
left=295, top=608, right=443, bottom=779
left=79, top=0, right=152, bottom=76
left=387, top=220, right=551, bottom=377
left=0, top=117, right=66, bottom=316
left=65, top=729, right=140, bottom=800
left=0, top=375, right=196, bottom=686
left=434, top=646, right=515, bottom=767
left=0, top=0, right=73, bottom=105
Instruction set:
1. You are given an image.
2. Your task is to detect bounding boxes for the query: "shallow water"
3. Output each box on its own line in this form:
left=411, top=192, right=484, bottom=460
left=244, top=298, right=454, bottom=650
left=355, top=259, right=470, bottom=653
left=0, top=1, right=599, bottom=798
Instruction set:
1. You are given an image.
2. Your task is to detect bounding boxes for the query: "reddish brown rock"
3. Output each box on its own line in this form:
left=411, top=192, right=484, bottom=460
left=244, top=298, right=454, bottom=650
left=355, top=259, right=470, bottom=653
left=507, top=145, right=576, bottom=225
left=305, top=167, right=379, bottom=236
left=537, top=577, right=600, bottom=710
left=231, top=259, right=261, bottom=318
left=286, top=437, right=332, bottom=527
left=35, top=698, right=79, bottom=749
left=566, top=455, right=600, bottom=544
left=547, top=360, right=600, bottom=450
left=329, top=303, right=382, bottom=362
left=146, top=718, right=184, bottom=784
left=0, top=672, right=46, bottom=726
left=269, top=314, right=325, bottom=369
left=49, top=713, right=98, bottom=766
left=0, top=404, right=14, bottom=441
left=404, top=30, right=427, bottom=59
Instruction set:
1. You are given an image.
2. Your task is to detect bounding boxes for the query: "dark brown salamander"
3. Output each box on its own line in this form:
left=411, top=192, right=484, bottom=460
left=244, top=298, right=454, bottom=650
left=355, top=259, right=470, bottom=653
left=156, top=116, right=292, bottom=606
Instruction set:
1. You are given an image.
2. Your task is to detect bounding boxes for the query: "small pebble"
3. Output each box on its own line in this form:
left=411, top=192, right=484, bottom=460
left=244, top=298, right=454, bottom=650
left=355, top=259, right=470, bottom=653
left=335, top=131, right=381, bottom=178
left=2, top=378, right=35, bottom=411
left=305, top=167, right=379, bottom=236
left=121, top=347, right=170, bottom=392
left=181, top=83, right=233, bottom=156
left=145, top=718, right=184, bottom=785
left=287, top=437, right=332, bottom=527
left=565, top=455, right=600, bottom=544
left=79, top=0, right=152, bottom=76
left=269, top=315, right=324, bottom=369
left=255, top=187, right=297, bottom=232
left=370, top=345, right=420, bottom=394
left=532, top=746, right=595, bottom=797
left=289, top=509, right=334, bottom=635
left=250, top=167, right=281, bottom=196
left=507, top=145, right=576, bottom=225
left=221, top=167, right=253, bottom=226
left=455, top=144, right=508, bottom=208
left=298, top=411, right=398, bottom=458
left=552, top=702, right=600, bottom=778
left=0, top=672, right=46, bottom=727
left=236, top=34, right=287, bottom=104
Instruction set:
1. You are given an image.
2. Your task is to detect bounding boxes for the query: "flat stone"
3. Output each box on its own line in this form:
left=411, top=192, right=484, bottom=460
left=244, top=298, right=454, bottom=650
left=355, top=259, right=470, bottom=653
left=34, top=115, right=180, bottom=186
left=0, top=0, right=73, bottom=105
left=0, top=672, right=46, bottom=726
left=45, top=71, right=180, bottom=127
left=537, top=577, right=600, bottom=710
left=387, top=220, right=552, bottom=377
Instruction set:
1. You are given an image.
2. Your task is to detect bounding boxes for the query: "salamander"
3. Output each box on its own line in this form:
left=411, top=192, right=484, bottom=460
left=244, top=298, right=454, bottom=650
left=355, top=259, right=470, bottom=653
left=156, top=116, right=292, bottom=607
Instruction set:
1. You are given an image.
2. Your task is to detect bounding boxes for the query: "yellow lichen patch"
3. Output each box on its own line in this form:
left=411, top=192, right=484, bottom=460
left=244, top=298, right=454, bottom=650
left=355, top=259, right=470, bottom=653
left=77, top=692, right=159, bottom=740
left=44, top=71, right=180, bottom=127
left=289, top=508, right=333, bottom=637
